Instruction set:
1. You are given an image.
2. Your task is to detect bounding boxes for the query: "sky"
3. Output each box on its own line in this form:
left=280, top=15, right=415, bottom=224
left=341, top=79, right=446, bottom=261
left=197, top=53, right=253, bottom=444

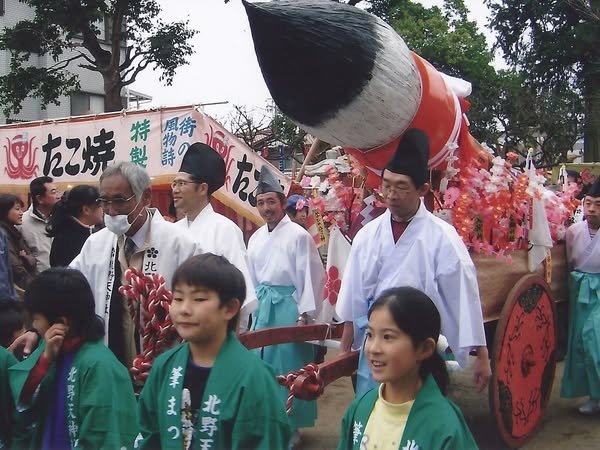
left=132, top=0, right=498, bottom=122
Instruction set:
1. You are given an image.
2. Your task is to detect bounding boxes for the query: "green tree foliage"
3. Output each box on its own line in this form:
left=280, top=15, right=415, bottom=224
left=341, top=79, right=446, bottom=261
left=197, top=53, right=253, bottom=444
left=375, top=0, right=499, bottom=144
left=486, top=0, right=599, bottom=162
left=0, top=0, right=196, bottom=116
left=484, top=71, right=583, bottom=167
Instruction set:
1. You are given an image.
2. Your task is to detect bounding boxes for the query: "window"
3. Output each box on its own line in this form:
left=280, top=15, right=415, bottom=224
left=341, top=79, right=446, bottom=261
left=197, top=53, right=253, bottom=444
left=70, top=92, right=105, bottom=116
left=0, top=1, right=4, bottom=16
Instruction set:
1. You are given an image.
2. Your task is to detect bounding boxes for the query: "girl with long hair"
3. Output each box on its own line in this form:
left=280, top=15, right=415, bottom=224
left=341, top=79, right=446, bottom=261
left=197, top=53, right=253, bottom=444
left=338, top=287, right=478, bottom=450
left=0, top=194, right=37, bottom=292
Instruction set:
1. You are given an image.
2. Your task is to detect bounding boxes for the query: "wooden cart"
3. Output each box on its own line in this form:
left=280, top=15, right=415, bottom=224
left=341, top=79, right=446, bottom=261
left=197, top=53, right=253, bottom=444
left=475, top=244, right=567, bottom=448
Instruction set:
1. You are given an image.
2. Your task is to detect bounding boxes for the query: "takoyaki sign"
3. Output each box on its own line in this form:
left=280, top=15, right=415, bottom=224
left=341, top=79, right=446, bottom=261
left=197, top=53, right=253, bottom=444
left=0, top=105, right=289, bottom=222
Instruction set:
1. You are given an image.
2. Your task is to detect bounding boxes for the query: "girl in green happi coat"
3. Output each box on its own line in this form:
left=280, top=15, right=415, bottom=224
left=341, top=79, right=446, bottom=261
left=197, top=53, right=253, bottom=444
left=338, top=287, right=479, bottom=450
left=8, top=268, right=138, bottom=449
left=0, top=345, right=18, bottom=448
left=137, top=253, right=291, bottom=450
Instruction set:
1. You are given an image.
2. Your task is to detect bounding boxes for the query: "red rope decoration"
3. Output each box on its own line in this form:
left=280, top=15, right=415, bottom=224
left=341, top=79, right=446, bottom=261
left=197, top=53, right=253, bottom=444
left=277, top=363, right=324, bottom=415
left=119, top=267, right=180, bottom=386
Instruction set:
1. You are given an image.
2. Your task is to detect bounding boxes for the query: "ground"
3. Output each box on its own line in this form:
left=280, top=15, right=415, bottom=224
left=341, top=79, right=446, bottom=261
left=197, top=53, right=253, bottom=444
left=303, top=356, right=599, bottom=449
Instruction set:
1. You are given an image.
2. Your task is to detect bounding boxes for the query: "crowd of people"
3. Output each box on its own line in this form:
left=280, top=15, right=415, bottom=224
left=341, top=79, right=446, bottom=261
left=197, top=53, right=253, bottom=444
left=0, top=130, right=598, bottom=450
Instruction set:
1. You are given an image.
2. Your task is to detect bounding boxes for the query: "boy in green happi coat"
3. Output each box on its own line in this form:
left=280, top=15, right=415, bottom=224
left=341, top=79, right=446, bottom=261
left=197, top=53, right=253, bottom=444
left=338, top=287, right=478, bottom=450
left=8, top=268, right=138, bottom=449
left=136, top=253, right=291, bottom=450
left=1, top=346, right=17, bottom=448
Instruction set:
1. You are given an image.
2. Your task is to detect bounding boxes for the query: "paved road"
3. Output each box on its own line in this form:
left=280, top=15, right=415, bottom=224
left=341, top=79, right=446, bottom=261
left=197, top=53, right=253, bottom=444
left=302, top=356, right=599, bottom=449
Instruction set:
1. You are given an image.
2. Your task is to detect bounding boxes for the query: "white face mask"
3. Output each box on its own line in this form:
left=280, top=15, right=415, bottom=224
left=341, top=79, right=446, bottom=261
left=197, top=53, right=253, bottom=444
left=104, top=198, right=143, bottom=235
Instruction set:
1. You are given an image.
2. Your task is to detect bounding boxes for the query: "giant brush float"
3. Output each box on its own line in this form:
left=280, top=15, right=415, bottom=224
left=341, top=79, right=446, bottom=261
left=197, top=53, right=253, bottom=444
left=241, top=1, right=570, bottom=447
left=242, top=0, right=490, bottom=187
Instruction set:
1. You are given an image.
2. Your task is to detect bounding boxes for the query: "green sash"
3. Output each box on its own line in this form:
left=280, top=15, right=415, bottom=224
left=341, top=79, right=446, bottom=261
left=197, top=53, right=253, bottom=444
left=561, top=271, right=600, bottom=398
left=252, top=283, right=316, bottom=431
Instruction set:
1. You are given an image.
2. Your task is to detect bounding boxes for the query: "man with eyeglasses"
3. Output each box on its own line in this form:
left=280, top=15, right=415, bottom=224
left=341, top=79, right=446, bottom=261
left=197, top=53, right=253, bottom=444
left=172, top=142, right=256, bottom=331
left=9, top=162, right=200, bottom=366
left=336, top=129, right=490, bottom=397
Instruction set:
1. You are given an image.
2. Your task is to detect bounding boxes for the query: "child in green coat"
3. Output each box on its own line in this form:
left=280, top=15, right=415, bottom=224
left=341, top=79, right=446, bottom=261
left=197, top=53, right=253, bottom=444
left=0, top=345, right=17, bottom=448
left=338, top=287, right=478, bottom=450
left=137, top=253, right=291, bottom=450
left=9, top=268, right=138, bottom=449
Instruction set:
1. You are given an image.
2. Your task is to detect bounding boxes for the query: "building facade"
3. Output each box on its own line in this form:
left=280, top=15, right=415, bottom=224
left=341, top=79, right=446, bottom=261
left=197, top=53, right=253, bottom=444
left=0, top=0, right=143, bottom=124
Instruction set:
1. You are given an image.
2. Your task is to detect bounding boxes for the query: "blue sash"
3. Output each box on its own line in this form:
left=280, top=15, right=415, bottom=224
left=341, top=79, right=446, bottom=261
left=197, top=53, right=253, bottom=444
left=355, top=297, right=378, bottom=397
left=252, top=283, right=296, bottom=330
left=252, top=283, right=317, bottom=431
left=561, top=271, right=600, bottom=398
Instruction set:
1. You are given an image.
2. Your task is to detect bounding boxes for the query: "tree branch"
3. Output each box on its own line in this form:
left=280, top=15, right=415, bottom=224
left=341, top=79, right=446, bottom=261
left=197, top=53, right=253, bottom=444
left=121, top=51, right=153, bottom=82
left=119, top=45, right=135, bottom=71
left=121, top=59, right=150, bottom=86
left=567, top=0, right=600, bottom=22
left=124, top=48, right=151, bottom=71
left=71, top=46, right=96, bottom=65
left=47, top=53, right=85, bottom=71
left=79, top=64, right=102, bottom=72
left=65, top=0, right=109, bottom=65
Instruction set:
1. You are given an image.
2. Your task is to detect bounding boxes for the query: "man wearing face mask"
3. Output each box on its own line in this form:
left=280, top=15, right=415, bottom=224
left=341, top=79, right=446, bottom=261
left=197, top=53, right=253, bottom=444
left=71, top=162, right=200, bottom=366
left=9, top=162, right=200, bottom=366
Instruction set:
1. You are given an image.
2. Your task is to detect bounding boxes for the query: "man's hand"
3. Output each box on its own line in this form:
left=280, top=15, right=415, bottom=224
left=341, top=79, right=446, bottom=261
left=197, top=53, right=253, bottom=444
left=296, top=313, right=312, bottom=327
left=43, top=324, right=69, bottom=362
left=340, top=321, right=354, bottom=353
left=473, top=346, right=491, bottom=392
left=8, top=330, right=40, bottom=359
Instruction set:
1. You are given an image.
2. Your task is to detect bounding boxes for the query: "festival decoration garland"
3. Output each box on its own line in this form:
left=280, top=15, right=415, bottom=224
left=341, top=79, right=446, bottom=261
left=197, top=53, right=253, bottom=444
left=446, top=154, right=579, bottom=259
left=119, top=267, right=180, bottom=386
left=304, top=156, right=368, bottom=232
left=303, top=150, right=579, bottom=259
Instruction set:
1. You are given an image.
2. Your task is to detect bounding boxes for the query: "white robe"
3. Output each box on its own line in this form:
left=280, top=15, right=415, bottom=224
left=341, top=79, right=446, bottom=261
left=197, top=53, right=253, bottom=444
left=175, top=204, right=257, bottom=323
left=247, top=215, right=325, bottom=316
left=336, top=201, right=486, bottom=366
left=566, top=221, right=600, bottom=273
left=70, top=209, right=200, bottom=342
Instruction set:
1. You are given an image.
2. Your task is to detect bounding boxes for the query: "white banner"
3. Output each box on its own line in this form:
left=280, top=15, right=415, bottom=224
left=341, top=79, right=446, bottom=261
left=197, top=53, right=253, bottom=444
left=0, top=105, right=290, bottom=222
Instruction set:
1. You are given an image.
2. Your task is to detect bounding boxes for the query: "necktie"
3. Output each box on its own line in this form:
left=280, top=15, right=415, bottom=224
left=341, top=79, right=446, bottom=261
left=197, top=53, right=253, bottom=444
left=124, top=237, right=136, bottom=264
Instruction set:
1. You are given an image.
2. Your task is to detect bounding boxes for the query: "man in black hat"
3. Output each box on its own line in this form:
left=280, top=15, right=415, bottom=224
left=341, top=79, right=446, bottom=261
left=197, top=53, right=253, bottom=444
left=246, top=163, right=325, bottom=447
left=561, top=178, right=600, bottom=414
left=173, top=142, right=256, bottom=329
left=336, top=128, right=490, bottom=396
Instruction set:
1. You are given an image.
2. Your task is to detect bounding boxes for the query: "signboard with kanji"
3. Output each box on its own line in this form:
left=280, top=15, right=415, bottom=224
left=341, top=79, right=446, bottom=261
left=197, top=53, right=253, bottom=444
left=0, top=105, right=290, bottom=223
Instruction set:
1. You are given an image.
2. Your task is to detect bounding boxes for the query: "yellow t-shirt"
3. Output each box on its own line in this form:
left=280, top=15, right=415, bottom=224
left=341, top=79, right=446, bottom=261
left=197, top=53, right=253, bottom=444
left=362, top=384, right=415, bottom=450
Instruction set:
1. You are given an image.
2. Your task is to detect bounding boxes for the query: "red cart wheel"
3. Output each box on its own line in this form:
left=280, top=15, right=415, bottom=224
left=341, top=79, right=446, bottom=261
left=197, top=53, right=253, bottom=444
left=489, top=274, right=557, bottom=448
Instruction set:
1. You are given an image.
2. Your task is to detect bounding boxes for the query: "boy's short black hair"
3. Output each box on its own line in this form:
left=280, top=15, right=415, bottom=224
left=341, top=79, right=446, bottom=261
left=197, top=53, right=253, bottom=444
left=24, top=268, right=104, bottom=341
left=172, top=253, right=245, bottom=332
